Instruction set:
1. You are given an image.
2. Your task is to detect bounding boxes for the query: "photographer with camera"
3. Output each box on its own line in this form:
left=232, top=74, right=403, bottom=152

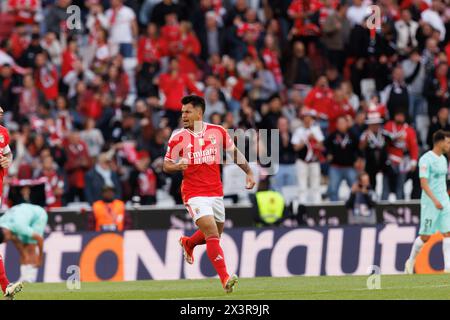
left=345, top=171, right=377, bottom=225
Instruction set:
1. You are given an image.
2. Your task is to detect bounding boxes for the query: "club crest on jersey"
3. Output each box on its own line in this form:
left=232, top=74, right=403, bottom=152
left=209, top=135, right=216, bottom=145
left=0, top=135, right=4, bottom=144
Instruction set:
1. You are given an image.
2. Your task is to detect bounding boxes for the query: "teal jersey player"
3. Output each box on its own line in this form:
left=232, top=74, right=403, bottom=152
left=405, top=129, right=450, bottom=274
left=418, top=150, right=450, bottom=235
left=0, top=202, right=48, bottom=283
left=0, top=203, right=48, bottom=244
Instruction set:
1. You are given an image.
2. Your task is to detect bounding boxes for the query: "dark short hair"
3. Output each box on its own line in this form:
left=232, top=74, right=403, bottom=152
left=181, top=95, right=205, bottom=114
left=433, top=130, right=450, bottom=144
left=0, top=228, right=4, bottom=244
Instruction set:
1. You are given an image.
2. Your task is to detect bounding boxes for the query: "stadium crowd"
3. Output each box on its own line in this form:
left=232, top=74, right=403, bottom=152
left=0, top=0, right=449, bottom=209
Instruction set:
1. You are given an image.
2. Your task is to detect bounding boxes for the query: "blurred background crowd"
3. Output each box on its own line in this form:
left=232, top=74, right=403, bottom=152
left=0, top=0, right=449, bottom=210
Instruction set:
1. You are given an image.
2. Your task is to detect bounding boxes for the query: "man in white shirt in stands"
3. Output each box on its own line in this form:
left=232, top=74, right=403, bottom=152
left=291, top=108, right=325, bottom=204
left=105, top=0, right=138, bottom=58
left=346, top=0, right=370, bottom=27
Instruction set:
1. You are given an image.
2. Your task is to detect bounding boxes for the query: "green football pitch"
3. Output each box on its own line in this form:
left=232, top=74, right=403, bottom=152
left=10, top=274, right=450, bottom=300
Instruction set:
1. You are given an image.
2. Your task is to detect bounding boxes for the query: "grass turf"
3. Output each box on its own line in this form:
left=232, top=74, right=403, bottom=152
left=11, top=274, right=450, bottom=300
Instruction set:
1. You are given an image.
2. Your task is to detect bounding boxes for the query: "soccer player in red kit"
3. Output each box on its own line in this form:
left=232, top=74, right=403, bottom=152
left=0, top=106, right=23, bottom=299
left=163, top=95, right=255, bottom=293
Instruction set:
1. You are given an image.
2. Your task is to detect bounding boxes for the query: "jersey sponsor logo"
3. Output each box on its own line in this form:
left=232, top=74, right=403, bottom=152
left=0, top=135, right=4, bottom=144
left=420, top=165, right=427, bottom=173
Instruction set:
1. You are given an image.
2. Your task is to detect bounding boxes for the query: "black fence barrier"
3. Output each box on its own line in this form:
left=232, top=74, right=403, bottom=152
left=39, top=200, right=421, bottom=232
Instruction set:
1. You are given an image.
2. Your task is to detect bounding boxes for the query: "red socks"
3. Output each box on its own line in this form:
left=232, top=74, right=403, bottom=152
left=206, top=235, right=229, bottom=285
left=187, top=230, right=206, bottom=249
left=0, top=255, right=9, bottom=293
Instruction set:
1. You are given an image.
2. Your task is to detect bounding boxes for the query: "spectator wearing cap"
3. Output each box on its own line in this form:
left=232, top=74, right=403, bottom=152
left=291, top=108, right=324, bottom=204
left=271, top=116, right=297, bottom=194
left=129, top=151, right=158, bottom=205
left=426, top=106, right=450, bottom=149
left=84, top=152, right=122, bottom=205
left=382, top=108, right=418, bottom=200
left=92, top=185, right=126, bottom=232
left=359, top=112, right=386, bottom=191
left=325, top=116, right=361, bottom=202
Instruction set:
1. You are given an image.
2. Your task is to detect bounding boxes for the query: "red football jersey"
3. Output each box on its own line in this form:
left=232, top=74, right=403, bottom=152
left=0, top=125, right=11, bottom=197
left=164, top=123, right=234, bottom=203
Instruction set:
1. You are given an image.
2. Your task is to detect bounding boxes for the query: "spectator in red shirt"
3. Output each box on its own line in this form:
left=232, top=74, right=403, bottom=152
left=103, top=65, right=129, bottom=108
left=18, top=73, right=44, bottom=119
left=382, top=109, right=419, bottom=200
left=61, top=37, right=79, bottom=78
left=327, top=88, right=355, bottom=133
left=157, top=57, right=203, bottom=129
left=160, top=12, right=182, bottom=57
left=304, top=75, right=335, bottom=130
left=179, top=21, right=202, bottom=78
left=262, top=34, right=283, bottom=89
left=34, top=52, right=58, bottom=104
left=38, top=155, right=64, bottom=208
left=63, top=131, right=91, bottom=203
left=288, top=0, right=322, bottom=39
left=9, top=24, right=29, bottom=60
left=130, top=150, right=157, bottom=205
left=137, top=23, right=161, bottom=67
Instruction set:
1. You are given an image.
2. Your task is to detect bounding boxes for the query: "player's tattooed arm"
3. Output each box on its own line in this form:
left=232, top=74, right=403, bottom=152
left=163, top=158, right=188, bottom=173
left=229, top=146, right=256, bottom=190
left=0, top=148, right=12, bottom=169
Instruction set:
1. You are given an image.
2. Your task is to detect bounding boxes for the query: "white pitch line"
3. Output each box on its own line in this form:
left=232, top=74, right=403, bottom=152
left=164, top=284, right=450, bottom=300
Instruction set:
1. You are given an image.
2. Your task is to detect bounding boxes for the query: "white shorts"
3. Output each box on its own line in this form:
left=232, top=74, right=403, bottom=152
left=185, top=196, right=225, bottom=223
